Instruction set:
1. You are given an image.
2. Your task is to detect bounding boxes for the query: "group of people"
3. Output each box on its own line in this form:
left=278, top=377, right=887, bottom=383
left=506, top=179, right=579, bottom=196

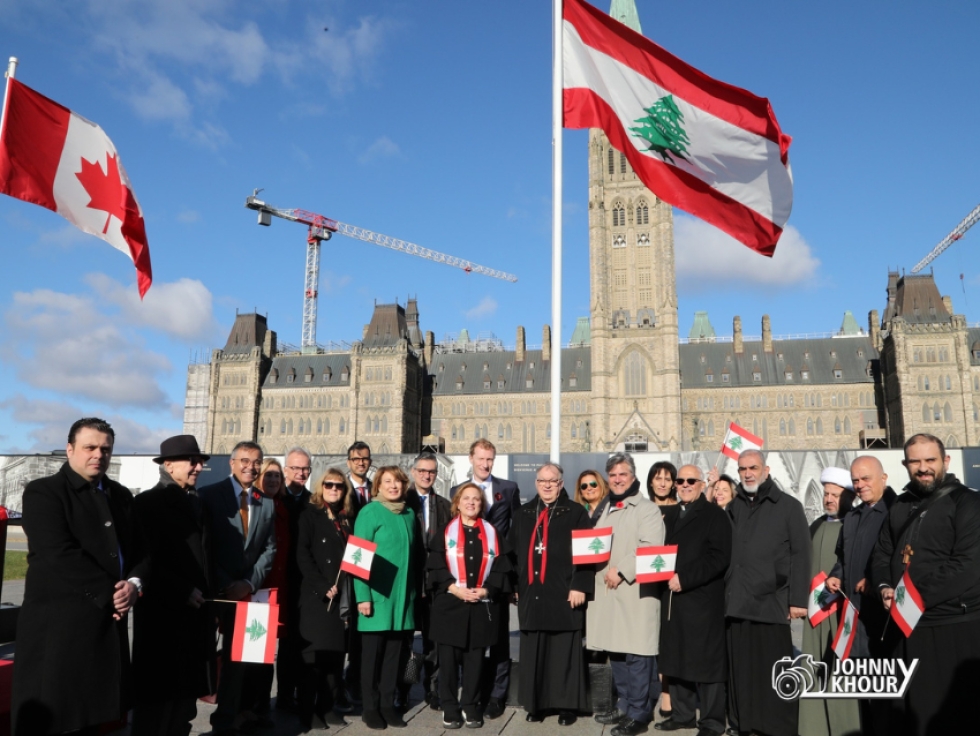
left=9, top=419, right=979, bottom=736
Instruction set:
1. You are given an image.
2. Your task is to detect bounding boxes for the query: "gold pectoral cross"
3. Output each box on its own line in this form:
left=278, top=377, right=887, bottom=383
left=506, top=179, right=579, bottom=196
left=902, top=544, right=914, bottom=566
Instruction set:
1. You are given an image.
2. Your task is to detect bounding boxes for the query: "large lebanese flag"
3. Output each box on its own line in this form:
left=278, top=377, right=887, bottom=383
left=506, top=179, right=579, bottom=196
left=0, top=78, right=152, bottom=296
left=563, top=0, right=793, bottom=256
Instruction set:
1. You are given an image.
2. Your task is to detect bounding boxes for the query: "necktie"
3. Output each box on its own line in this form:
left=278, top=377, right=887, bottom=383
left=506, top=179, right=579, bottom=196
left=419, top=494, right=429, bottom=532
left=239, top=490, right=249, bottom=540
left=358, top=486, right=368, bottom=503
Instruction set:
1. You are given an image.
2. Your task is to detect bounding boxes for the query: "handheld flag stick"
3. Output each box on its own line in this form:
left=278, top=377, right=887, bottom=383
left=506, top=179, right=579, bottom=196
left=668, top=590, right=673, bottom=620
left=326, top=568, right=344, bottom=612
left=881, top=614, right=890, bottom=642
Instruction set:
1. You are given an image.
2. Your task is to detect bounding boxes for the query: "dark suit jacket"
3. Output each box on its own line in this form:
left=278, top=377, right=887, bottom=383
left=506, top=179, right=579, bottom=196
left=348, top=475, right=372, bottom=512
left=198, top=477, right=277, bottom=593
left=406, top=488, right=452, bottom=593
left=451, top=476, right=521, bottom=538
left=12, top=463, right=147, bottom=736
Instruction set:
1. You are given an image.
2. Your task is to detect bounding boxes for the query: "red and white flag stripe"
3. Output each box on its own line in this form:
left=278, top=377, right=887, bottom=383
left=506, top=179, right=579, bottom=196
left=636, top=544, right=678, bottom=584
left=0, top=78, right=152, bottom=296
left=562, top=0, right=793, bottom=256
left=721, top=422, right=764, bottom=461
left=891, top=570, right=925, bottom=638
left=340, top=535, right=377, bottom=580
left=808, top=571, right=840, bottom=627
left=572, top=527, right=613, bottom=564
left=231, top=601, right=278, bottom=664
left=831, top=597, right=858, bottom=660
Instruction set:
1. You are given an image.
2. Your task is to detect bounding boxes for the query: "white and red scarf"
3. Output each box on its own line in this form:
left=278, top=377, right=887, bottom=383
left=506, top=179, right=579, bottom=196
left=445, top=517, right=498, bottom=589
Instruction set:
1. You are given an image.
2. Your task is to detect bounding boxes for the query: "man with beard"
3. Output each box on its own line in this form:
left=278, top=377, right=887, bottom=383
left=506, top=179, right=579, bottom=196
left=655, top=465, right=731, bottom=736
left=872, top=434, right=980, bottom=736
left=725, top=449, right=810, bottom=736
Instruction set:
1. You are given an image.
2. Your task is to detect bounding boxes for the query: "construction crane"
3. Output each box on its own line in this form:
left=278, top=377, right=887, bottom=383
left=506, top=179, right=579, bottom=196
left=245, top=191, right=518, bottom=349
left=910, top=203, right=980, bottom=274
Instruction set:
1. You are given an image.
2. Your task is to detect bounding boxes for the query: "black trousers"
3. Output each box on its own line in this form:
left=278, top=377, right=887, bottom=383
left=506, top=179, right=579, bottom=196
left=438, top=643, right=485, bottom=719
left=211, top=609, right=262, bottom=731
left=360, top=631, right=411, bottom=713
left=130, top=697, right=198, bottom=736
left=298, top=650, right=345, bottom=726
left=276, top=626, right=304, bottom=704
left=670, top=678, right=726, bottom=735
left=486, top=600, right=511, bottom=701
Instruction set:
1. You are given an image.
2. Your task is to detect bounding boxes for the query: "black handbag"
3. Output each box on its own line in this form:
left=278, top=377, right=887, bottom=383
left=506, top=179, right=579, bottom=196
left=402, top=650, right=423, bottom=685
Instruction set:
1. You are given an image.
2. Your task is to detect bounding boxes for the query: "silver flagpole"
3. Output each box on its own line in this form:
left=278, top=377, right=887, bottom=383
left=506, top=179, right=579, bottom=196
left=1, top=57, right=19, bottom=139
left=550, top=0, right=563, bottom=463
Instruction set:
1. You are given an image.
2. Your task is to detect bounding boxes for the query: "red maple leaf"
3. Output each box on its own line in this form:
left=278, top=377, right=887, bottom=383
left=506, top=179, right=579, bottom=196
left=75, top=153, right=128, bottom=234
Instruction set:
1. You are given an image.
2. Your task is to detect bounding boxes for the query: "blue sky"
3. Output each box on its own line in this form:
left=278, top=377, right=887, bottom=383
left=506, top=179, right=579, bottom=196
left=1, top=0, right=979, bottom=453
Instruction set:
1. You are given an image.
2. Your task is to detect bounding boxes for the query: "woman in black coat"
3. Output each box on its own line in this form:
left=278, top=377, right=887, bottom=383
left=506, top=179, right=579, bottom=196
left=295, top=467, right=357, bottom=731
left=427, top=482, right=510, bottom=729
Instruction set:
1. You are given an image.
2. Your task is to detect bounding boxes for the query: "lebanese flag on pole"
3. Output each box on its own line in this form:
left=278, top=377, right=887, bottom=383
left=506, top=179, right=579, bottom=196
left=636, top=544, right=678, bottom=583
left=831, top=597, right=859, bottom=660
left=340, top=535, right=377, bottom=580
left=721, top=422, right=764, bottom=461
left=0, top=77, right=152, bottom=296
left=891, top=569, right=925, bottom=637
left=230, top=600, right=278, bottom=664
left=808, top=571, right=841, bottom=627
left=563, top=0, right=793, bottom=256
left=572, top=527, right=612, bottom=564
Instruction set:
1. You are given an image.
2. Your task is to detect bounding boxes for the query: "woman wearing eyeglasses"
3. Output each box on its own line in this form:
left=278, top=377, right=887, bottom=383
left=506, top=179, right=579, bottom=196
left=573, top=470, right=610, bottom=525
left=295, top=468, right=356, bottom=731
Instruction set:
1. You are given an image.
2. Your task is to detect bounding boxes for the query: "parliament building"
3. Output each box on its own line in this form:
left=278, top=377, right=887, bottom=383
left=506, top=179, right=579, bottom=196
left=182, top=9, right=980, bottom=459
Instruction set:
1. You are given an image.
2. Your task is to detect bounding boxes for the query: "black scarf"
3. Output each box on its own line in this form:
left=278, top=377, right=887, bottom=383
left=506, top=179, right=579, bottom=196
left=608, top=478, right=641, bottom=506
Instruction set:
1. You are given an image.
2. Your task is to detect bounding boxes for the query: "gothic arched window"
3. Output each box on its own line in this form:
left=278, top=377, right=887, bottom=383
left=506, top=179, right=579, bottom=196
left=623, top=351, right=647, bottom=397
left=612, top=202, right=626, bottom=227
left=636, top=200, right=649, bottom=225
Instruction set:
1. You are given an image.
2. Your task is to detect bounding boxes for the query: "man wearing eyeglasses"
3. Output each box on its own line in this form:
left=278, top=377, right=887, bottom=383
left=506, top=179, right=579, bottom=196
left=199, top=441, right=277, bottom=736
left=131, top=435, right=216, bottom=736
left=347, top=441, right=373, bottom=510
left=275, top=447, right=315, bottom=711
left=655, top=466, right=732, bottom=736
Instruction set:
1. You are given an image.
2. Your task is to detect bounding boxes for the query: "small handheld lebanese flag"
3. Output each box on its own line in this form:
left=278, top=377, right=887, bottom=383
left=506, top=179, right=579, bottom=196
left=563, top=0, right=793, bottom=256
left=231, top=600, right=278, bottom=664
left=721, top=422, right=764, bottom=461
left=636, top=544, right=677, bottom=583
left=572, top=527, right=612, bottom=564
left=340, top=535, right=377, bottom=580
left=808, top=571, right=840, bottom=627
left=891, top=570, right=925, bottom=637
left=0, top=77, right=152, bottom=296
left=831, top=598, right=859, bottom=660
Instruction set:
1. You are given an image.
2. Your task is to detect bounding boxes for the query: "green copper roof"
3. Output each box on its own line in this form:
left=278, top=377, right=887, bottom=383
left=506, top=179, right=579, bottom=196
left=839, top=310, right=862, bottom=336
left=689, top=311, right=716, bottom=340
left=570, top=316, right=591, bottom=346
left=609, top=0, right=642, bottom=33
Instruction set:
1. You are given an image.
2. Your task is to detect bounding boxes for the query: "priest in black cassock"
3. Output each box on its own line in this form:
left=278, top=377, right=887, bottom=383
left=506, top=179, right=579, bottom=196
left=511, top=461, right=594, bottom=725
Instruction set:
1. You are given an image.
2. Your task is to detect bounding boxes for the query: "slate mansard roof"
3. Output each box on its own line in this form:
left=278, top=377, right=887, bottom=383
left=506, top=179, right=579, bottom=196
left=429, top=347, right=592, bottom=396
left=263, top=354, right=353, bottom=389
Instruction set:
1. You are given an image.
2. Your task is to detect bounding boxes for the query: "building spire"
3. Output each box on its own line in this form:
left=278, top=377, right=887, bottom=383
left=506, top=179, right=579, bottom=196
left=609, top=0, right=642, bottom=33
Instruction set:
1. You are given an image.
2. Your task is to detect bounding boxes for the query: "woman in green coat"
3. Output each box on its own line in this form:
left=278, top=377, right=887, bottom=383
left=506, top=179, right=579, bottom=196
left=353, top=465, right=422, bottom=730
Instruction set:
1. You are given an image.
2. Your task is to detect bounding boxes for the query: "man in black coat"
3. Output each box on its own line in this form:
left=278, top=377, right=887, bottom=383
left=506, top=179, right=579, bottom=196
left=12, top=417, right=147, bottom=736
left=450, top=439, right=522, bottom=719
left=131, top=435, right=216, bottom=736
left=656, top=465, right=731, bottom=736
left=872, top=434, right=980, bottom=736
left=825, top=456, right=897, bottom=659
left=406, top=452, right=452, bottom=708
left=725, top=450, right=809, bottom=736
left=199, top=441, right=277, bottom=736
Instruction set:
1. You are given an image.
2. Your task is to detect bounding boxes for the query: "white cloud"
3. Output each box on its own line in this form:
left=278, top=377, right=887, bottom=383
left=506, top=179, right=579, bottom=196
left=358, top=136, right=401, bottom=164
left=465, top=296, right=498, bottom=320
left=127, top=71, right=192, bottom=123
left=674, top=215, right=821, bottom=289
left=85, top=273, right=222, bottom=343
left=320, top=271, right=352, bottom=294
left=177, top=209, right=201, bottom=224
left=1, top=395, right=179, bottom=453
left=37, top=224, right=95, bottom=249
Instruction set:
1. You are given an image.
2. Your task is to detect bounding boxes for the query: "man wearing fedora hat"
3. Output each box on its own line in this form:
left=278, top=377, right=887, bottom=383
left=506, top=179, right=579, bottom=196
left=131, top=435, right=217, bottom=736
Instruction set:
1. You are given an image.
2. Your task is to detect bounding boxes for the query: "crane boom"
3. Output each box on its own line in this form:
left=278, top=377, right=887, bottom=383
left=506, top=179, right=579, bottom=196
left=910, top=203, right=980, bottom=274
left=245, top=192, right=518, bottom=348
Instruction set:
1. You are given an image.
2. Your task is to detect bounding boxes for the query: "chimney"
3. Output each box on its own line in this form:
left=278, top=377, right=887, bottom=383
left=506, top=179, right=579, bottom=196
left=516, top=326, right=526, bottom=363
left=424, top=331, right=434, bottom=365
left=542, top=325, right=552, bottom=362
left=869, top=310, right=880, bottom=350
left=942, top=295, right=953, bottom=314
left=762, top=314, right=773, bottom=353
left=362, top=323, right=370, bottom=340
left=733, top=316, right=743, bottom=354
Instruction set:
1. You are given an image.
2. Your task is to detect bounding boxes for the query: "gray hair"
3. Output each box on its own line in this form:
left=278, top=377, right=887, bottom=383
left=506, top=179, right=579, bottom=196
left=414, top=451, right=439, bottom=468
left=605, top=452, right=636, bottom=475
left=285, top=446, right=312, bottom=464
left=537, top=461, right=564, bottom=479
left=738, top=449, right=766, bottom=465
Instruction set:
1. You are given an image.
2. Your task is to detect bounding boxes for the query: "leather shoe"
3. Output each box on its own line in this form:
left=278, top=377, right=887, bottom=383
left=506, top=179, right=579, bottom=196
left=654, top=718, right=697, bottom=731
left=424, top=691, right=442, bottom=711
left=362, top=710, right=387, bottom=730
left=526, top=712, right=544, bottom=723
left=612, top=718, right=649, bottom=736
left=595, top=709, right=628, bottom=725
left=484, top=697, right=505, bottom=720
left=697, top=729, right=724, bottom=736
left=380, top=708, right=406, bottom=728
left=558, top=711, right=577, bottom=726
left=443, top=716, right=464, bottom=730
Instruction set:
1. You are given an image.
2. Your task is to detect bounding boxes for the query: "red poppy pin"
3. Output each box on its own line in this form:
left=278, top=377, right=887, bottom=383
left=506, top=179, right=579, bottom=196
left=495, top=493, right=503, bottom=502
left=251, top=490, right=263, bottom=503
left=615, top=501, right=624, bottom=508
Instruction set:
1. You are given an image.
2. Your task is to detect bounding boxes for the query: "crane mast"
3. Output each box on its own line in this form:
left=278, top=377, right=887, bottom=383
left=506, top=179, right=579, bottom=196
left=910, top=203, right=980, bottom=274
left=245, top=192, right=518, bottom=349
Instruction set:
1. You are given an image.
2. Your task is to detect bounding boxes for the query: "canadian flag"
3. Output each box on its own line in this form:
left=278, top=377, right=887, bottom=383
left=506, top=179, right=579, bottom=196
left=891, top=569, right=925, bottom=638
left=340, top=535, right=376, bottom=580
left=0, top=77, right=152, bottom=296
left=636, top=544, right=678, bottom=583
left=572, top=527, right=613, bottom=564
left=831, top=597, right=859, bottom=660
left=808, top=571, right=840, bottom=627
left=231, top=600, right=278, bottom=664
left=721, top=422, right=764, bottom=461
